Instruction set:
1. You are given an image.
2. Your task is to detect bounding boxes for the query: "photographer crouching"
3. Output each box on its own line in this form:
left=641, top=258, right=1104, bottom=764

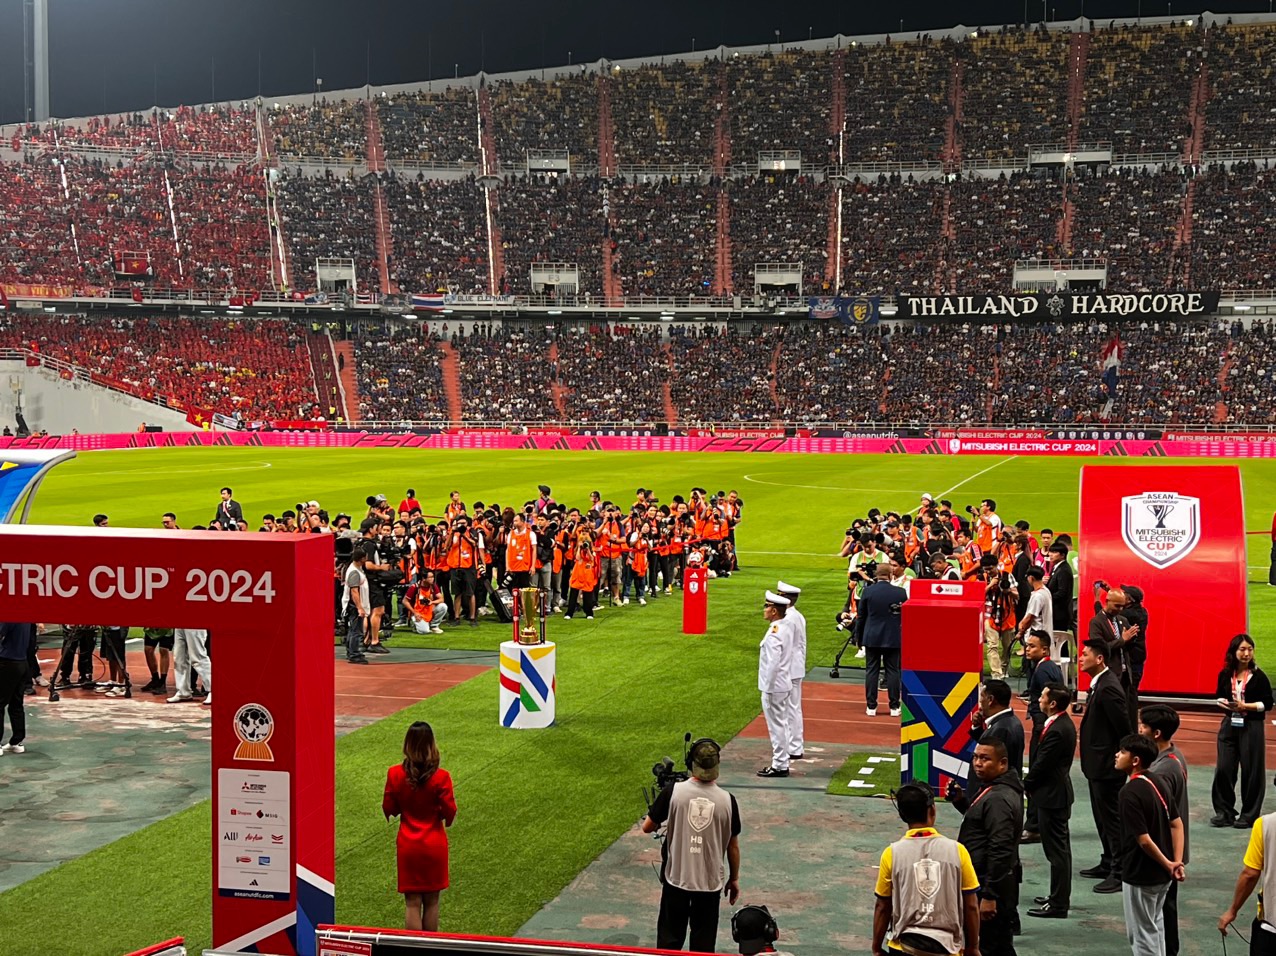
left=642, top=738, right=742, bottom=953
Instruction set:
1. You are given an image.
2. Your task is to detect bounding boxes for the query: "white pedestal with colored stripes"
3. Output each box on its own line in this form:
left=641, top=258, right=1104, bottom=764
left=499, top=641, right=556, bottom=729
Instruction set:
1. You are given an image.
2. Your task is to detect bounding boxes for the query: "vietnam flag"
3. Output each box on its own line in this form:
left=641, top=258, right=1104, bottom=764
left=186, top=406, right=215, bottom=429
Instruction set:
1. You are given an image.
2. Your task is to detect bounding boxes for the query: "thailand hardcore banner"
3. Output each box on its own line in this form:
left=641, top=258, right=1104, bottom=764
left=807, top=295, right=880, bottom=324
left=898, top=292, right=1222, bottom=321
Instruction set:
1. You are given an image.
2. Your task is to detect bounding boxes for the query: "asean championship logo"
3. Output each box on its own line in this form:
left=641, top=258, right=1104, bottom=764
left=1121, top=492, right=1201, bottom=569
left=233, top=703, right=275, bottom=762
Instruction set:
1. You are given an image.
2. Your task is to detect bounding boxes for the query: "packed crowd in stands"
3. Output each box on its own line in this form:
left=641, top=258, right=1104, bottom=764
left=668, top=324, right=780, bottom=423
left=453, top=324, right=558, bottom=421
left=8, top=105, right=257, bottom=155
left=496, top=174, right=605, bottom=296
left=1187, top=161, right=1276, bottom=290
left=1080, top=23, right=1200, bottom=154
left=378, top=90, right=478, bottom=165
left=728, top=175, right=830, bottom=292
left=959, top=28, right=1070, bottom=159
left=169, top=162, right=271, bottom=290
left=611, top=61, right=718, bottom=167
left=4, top=19, right=1276, bottom=300
left=946, top=171, right=1065, bottom=289
left=843, top=37, right=954, bottom=162
left=0, top=315, right=313, bottom=419
left=353, top=323, right=449, bottom=422
left=839, top=176, right=947, bottom=295
left=4, top=313, right=1274, bottom=427
left=268, top=101, right=367, bottom=160
left=274, top=169, right=381, bottom=293
left=611, top=176, right=717, bottom=296
left=0, top=159, right=78, bottom=285
left=555, top=324, right=667, bottom=422
left=1204, top=22, right=1276, bottom=150
left=68, top=157, right=183, bottom=288
left=726, top=51, right=833, bottom=162
left=382, top=174, right=490, bottom=295
left=490, top=75, right=599, bottom=168
left=1068, top=165, right=1185, bottom=291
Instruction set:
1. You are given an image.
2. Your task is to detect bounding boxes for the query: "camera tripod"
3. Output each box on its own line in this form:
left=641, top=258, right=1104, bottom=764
left=828, top=618, right=859, bottom=679
left=48, top=626, right=132, bottom=702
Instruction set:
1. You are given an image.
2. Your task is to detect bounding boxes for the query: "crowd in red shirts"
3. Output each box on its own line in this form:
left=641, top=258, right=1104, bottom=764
left=0, top=314, right=315, bottom=420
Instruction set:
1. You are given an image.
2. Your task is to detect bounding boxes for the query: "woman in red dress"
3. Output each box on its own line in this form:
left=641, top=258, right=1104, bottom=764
left=383, top=721, right=457, bottom=930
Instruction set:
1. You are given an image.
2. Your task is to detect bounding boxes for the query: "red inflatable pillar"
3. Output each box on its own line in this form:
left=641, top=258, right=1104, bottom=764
left=683, top=566, right=708, bottom=634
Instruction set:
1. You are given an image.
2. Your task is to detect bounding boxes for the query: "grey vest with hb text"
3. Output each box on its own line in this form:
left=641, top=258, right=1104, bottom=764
left=889, top=833, right=966, bottom=955
left=663, top=779, right=733, bottom=893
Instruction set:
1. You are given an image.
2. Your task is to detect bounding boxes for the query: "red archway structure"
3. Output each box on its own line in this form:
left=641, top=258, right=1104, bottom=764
left=0, top=525, right=334, bottom=956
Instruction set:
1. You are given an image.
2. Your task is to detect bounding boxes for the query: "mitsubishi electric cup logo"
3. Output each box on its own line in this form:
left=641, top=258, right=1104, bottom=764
left=1121, top=492, right=1201, bottom=569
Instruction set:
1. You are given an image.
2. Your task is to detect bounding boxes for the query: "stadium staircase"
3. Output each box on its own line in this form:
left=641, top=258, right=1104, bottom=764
left=334, top=341, right=361, bottom=422
left=597, top=74, right=617, bottom=178
left=478, top=86, right=499, bottom=177
left=935, top=193, right=954, bottom=293
left=713, top=69, right=733, bottom=295
left=1065, top=33, right=1090, bottom=150
left=365, top=101, right=386, bottom=173
left=439, top=341, right=464, bottom=425
left=548, top=341, right=568, bottom=419
left=1171, top=60, right=1211, bottom=286
left=825, top=50, right=846, bottom=289
left=373, top=185, right=395, bottom=294
left=366, top=103, right=395, bottom=294
left=486, top=188, right=505, bottom=295
left=767, top=339, right=783, bottom=414
left=662, top=345, right=678, bottom=425
left=942, top=61, right=965, bottom=169
left=714, top=191, right=733, bottom=296
left=306, top=332, right=344, bottom=419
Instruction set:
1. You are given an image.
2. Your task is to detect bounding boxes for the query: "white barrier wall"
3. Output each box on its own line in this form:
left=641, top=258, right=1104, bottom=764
left=0, top=361, right=195, bottom=434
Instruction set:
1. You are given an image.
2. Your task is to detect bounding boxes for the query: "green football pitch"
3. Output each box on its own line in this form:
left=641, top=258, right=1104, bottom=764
left=2, top=448, right=1274, bottom=955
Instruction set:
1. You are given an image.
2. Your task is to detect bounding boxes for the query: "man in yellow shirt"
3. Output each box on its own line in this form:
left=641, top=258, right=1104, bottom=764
left=1219, top=802, right=1276, bottom=953
left=874, top=783, right=981, bottom=956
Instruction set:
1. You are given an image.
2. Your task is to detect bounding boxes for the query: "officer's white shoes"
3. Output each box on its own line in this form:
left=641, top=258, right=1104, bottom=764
left=890, top=707, right=901, bottom=717
left=855, top=648, right=866, bottom=659
left=866, top=707, right=877, bottom=717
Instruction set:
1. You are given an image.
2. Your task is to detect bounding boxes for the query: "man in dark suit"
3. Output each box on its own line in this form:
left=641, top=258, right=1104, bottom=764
left=860, top=565, right=909, bottom=717
left=1087, top=584, right=1138, bottom=680
left=1045, top=544, right=1074, bottom=659
left=1078, top=638, right=1130, bottom=895
left=213, top=486, right=245, bottom=530
left=1023, top=682, right=1075, bottom=918
left=971, top=679, right=1025, bottom=776
left=1022, top=631, right=1065, bottom=842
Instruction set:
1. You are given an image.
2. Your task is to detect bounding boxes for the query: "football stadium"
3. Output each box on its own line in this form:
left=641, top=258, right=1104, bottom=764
left=2, top=3, right=1276, bottom=956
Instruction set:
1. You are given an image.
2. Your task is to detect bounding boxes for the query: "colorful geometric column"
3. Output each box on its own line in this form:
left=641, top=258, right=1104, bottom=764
left=499, top=640, right=557, bottom=729
left=900, top=669, right=980, bottom=792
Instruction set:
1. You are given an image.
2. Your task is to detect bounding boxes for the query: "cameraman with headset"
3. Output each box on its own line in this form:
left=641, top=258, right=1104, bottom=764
left=642, top=738, right=742, bottom=953
left=873, top=782, right=981, bottom=956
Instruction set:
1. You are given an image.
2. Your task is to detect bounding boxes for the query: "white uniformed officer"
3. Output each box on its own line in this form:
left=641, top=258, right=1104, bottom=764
left=776, top=581, right=807, bottom=760
left=757, top=590, right=794, bottom=779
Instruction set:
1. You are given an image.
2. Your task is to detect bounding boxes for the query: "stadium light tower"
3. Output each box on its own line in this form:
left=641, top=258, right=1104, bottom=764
left=22, top=0, right=51, bottom=121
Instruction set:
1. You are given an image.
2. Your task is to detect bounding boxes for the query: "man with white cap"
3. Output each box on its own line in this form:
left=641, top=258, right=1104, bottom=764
left=777, top=581, right=807, bottom=760
left=757, top=591, right=794, bottom=778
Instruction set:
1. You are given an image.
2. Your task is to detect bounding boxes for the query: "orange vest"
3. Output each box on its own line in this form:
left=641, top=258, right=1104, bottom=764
left=506, top=528, right=533, bottom=572
left=596, top=520, right=624, bottom=559
left=629, top=537, right=649, bottom=576
left=570, top=548, right=598, bottom=590
left=447, top=533, right=478, bottom=570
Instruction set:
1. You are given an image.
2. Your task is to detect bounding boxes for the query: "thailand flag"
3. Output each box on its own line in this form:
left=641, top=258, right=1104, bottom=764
left=411, top=293, right=447, bottom=312
left=1100, top=333, right=1123, bottom=417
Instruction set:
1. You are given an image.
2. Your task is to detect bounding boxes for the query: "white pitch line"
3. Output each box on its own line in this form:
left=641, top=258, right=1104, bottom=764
left=932, top=455, right=1020, bottom=501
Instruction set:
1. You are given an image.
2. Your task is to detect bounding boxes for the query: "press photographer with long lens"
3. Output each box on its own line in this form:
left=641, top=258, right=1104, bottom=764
left=446, top=514, right=486, bottom=628
left=642, top=738, right=742, bottom=953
